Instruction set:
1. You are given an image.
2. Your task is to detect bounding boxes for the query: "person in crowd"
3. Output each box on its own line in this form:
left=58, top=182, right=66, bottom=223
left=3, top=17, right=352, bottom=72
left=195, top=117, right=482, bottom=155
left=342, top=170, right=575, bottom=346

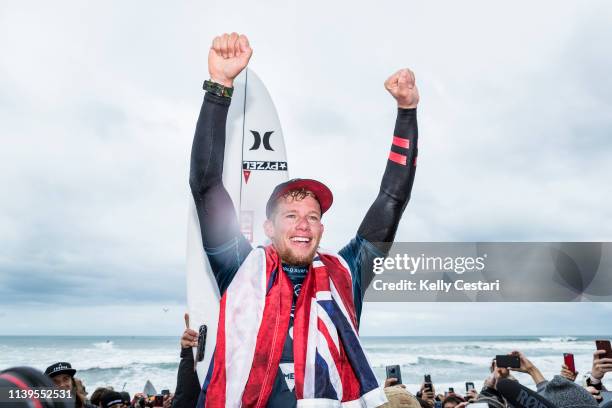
left=508, top=350, right=598, bottom=407
left=91, top=388, right=111, bottom=408
left=416, top=382, right=437, bottom=406
left=464, top=387, right=478, bottom=403
left=100, top=391, right=126, bottom=408
left=471, top=359, right=512, bottom=408
left=441, top=395, right=465, bottom=408
left=587, top=348, right=612, bottom=391
left=130, top=393, right=147, bottom=408
left=415, top=397, right=432, bottom=408
left=1, top=366, right=66, bottom=408
left=45, top=362, right=93, bottom=408
left=381, top=385, right=422, bottom=408
left=538, top=376, right=598, bottom=408
left=74, top=379, right=89, bottom=404
left=171, top=313, right=200, bottom=408
left=118, top=392, right=130, bottom=407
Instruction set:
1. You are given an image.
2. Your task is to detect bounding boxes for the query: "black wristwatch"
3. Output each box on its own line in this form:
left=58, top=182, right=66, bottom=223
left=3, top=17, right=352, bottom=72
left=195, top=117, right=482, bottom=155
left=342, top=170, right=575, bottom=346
left=586, top=376, right=603, bottom=390
left=203, top=80, right=233, bottom=98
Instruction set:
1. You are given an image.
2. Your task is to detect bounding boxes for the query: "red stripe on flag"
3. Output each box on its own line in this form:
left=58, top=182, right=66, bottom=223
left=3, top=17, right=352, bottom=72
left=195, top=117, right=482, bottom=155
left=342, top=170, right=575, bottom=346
left=388, top=151, right=407, bottom=166
left=392, top=136, right=410, bottom=149
left=205, top=297, right=227, bottom=407
left=317, top=318, right=341, bottom=361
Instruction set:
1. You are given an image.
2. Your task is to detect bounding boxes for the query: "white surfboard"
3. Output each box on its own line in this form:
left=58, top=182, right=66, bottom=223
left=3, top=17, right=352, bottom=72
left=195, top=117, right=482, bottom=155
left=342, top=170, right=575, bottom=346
left=186, top=69, right=289, bottom=385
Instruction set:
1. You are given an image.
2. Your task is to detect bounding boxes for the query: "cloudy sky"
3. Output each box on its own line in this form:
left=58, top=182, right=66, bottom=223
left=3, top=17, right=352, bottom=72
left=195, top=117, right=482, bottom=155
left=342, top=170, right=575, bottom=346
left=1, top=0, right=611, bottom=336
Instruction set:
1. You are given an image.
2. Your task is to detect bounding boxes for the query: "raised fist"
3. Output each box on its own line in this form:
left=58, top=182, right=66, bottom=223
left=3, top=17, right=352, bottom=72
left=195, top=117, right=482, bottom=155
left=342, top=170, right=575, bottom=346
left=384, top=68, right=419, bottom=109
left=208, top=33, right=253, bottom=88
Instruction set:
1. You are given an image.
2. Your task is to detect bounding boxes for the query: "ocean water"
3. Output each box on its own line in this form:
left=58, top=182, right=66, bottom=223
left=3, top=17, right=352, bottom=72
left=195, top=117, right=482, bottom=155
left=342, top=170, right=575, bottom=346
left=1, top=335, right=610, bottom=397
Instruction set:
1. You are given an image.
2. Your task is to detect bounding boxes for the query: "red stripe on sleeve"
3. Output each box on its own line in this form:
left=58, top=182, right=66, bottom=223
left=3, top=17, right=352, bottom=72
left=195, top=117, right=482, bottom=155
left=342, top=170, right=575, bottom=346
left=388, top=151, right=407, bottom=166
left=392, top=136, right=410, bottom=149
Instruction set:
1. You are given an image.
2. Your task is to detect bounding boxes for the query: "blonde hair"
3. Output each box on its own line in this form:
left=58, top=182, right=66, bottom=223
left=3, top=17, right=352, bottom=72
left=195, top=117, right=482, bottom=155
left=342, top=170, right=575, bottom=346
left=268, top=188, right=317, bottom=218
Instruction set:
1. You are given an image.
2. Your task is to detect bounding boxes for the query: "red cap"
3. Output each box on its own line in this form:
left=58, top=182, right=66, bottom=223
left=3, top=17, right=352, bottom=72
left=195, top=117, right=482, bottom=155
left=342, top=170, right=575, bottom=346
left=266, top=178, right=333, bottom=218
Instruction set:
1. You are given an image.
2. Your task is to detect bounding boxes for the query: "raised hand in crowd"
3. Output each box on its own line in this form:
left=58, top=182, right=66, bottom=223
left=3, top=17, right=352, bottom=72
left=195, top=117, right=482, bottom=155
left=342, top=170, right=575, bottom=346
left=419, top=382, right=436, bottom=405
left=131, top=393, right=146, bottom=408
left=384, top=377, right=406, bottom=388
left=180, top=313, right=198, bottom=349
left=508, top=350, right=546, bottom=384
left=485, top=358, right=510, bottom=389
left=464, top=388, right=478, bottom=402
left=591, top=349, right=612, bottom=382
left=162, top=394, right=174, bottom=408
left=560, top=363, right=578, bottom=382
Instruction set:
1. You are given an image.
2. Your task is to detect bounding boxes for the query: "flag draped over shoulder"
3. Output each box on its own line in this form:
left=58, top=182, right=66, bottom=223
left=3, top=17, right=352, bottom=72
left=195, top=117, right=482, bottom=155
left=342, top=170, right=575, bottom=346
left=205, top=245, right=387, bottom=408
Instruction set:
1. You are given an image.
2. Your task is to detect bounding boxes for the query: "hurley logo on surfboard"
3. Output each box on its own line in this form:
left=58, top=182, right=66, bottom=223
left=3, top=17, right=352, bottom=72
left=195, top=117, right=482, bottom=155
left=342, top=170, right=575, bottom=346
left=249, top=130, right=275, bottom=151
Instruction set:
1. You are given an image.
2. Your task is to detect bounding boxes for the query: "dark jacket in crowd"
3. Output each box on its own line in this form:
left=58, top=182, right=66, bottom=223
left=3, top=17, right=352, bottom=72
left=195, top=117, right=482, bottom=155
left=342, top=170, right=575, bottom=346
left=171, top=348, right=200, bottom=408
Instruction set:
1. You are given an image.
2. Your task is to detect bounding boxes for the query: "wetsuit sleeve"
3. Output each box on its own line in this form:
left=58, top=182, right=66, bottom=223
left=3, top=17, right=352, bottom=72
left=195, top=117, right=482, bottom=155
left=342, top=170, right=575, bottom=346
left=339, top=108, right=418, bottom=313
left=171, top=348, right=200, bottom=408
left=358, top=108, right=418, bottom=249
left=189, top=92, right=252, bottom=294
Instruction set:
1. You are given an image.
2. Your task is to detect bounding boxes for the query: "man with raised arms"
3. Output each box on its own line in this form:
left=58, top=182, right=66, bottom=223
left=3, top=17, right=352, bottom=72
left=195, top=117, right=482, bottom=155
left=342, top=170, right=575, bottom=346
left=190, top=32, right=420, bottom=407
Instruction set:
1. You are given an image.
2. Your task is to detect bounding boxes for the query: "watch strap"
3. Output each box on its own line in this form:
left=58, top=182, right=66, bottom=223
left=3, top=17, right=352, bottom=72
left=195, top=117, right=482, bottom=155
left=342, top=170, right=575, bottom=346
left=203, top=80, right=233, bottom=98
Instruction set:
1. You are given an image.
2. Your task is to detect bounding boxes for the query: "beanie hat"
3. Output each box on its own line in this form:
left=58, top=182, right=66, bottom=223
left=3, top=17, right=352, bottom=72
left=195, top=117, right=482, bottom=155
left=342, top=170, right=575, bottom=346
left=101, top=391, right=125, bottom=408
left=539, top=375, right=599, bottom=408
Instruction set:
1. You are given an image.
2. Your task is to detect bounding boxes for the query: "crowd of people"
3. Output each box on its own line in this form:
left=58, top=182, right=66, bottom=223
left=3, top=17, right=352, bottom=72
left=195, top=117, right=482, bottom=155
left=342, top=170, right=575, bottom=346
left=380, top=348, right=612, bottom=408
left=1, top=328, right=610, bottom=408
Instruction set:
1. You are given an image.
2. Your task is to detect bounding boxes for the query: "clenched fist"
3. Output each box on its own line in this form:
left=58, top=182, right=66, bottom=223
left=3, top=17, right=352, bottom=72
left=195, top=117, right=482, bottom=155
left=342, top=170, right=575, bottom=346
left=208, top=33, right=253, bottom=88
left=384, top=68, right=419, bottom=109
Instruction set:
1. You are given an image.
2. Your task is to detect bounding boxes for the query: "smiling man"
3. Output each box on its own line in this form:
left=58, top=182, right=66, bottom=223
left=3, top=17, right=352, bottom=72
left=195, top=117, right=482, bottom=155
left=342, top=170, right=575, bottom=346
left=189, top=32, right=419, bottom=407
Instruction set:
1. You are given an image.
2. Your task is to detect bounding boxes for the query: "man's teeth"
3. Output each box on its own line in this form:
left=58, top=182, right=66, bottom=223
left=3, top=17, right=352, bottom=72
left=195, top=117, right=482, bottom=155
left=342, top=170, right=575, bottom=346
left=291, top=237, right=311, bottom=242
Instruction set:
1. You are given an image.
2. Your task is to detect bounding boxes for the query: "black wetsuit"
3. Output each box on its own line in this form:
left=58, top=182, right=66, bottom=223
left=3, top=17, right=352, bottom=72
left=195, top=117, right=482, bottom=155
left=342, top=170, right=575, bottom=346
left=188, top=91, right=418, bottom=407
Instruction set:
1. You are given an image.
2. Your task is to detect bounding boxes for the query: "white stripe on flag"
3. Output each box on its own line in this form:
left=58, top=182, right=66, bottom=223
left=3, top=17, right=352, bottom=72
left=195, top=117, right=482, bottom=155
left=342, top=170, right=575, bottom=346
left=312, top=260, right=324, bottom=268
left=303, top=297, right=319, bottom=398
left=316, top=291, right=332, bottom=301
left=224, top=248, right=267, bottom=407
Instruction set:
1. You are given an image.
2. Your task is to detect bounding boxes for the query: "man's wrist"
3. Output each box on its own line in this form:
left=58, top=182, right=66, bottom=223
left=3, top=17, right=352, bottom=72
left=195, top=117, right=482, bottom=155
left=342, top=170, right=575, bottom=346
left=398, top=104, right=417, bottom=110
left=589, top=374, right=602, bottom=384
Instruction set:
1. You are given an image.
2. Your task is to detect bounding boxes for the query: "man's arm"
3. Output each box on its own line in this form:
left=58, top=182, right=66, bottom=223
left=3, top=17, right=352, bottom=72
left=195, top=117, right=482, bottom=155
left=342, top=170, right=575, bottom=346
left=189, top=33, right=253, bottom=293
left=172, top=314, right=201, bottom=408
left=340, top=69, right=419, bottom=302
left=358, top=69, right=419, bottom=251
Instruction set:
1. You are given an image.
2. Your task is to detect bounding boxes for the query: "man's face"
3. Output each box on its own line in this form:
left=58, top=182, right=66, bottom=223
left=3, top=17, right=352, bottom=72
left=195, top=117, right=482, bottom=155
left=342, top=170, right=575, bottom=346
left=264, top=193, right=324, bottom=266
left=52, top=374, right=73, bottom=391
